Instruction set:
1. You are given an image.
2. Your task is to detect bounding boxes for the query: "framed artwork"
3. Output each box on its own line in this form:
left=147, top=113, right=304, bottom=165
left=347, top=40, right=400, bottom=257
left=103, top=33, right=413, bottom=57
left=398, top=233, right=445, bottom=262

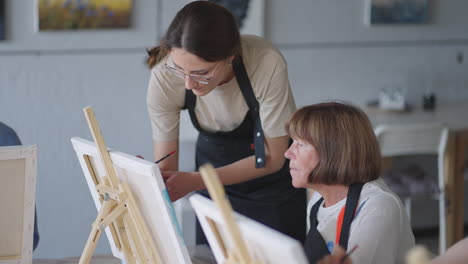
left=36, top=0, right=132, bottom=31
left=209, top=0, right=265, bottom=36
left=366, top=0, right=428, bottom=25
left=0, top=0, right=5, bottom=40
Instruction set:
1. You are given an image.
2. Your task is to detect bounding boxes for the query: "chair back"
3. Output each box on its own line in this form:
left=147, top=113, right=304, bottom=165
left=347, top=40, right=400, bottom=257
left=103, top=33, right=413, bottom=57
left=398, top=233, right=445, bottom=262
left=375, top=122, right=448, bottom=158
left=374, top=122, right=449, bottom=253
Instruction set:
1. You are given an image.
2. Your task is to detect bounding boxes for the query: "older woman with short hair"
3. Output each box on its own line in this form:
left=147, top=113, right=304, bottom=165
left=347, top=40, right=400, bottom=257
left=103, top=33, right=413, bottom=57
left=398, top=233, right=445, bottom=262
left=285, top=102, right=415, bottom=264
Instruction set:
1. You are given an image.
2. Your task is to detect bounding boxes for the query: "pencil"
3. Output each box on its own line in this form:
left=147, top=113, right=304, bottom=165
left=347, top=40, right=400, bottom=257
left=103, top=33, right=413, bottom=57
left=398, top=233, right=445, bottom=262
left=340, top=244, right=358, bottom=264
left=154, top=150, right=176, bottom=164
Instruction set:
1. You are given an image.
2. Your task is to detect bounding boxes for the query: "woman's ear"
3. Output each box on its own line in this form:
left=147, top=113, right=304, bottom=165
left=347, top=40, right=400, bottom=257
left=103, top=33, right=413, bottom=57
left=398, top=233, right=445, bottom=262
left=228, top=55, right=235, bottom=64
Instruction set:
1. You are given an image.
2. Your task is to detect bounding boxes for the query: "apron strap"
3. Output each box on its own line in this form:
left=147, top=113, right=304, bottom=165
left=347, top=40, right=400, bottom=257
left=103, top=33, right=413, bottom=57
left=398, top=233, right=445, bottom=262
left=232, top=56, right=266, bottom=168
left=305, top=183, right=364, bottom=263
left=309, top=197, right=324, bottom=227
left=338, top=182, right=364, bottom=250
left=182, top=90, right=203, bottom=131
left=304, top=197, right=328, bottom=264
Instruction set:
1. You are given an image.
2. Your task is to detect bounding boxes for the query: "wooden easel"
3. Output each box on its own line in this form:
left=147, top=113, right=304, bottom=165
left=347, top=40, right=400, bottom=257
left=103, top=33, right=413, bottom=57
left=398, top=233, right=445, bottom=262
left=198, top=164, right=261, bottom=264
left=79, top=106, right=161, bottom=264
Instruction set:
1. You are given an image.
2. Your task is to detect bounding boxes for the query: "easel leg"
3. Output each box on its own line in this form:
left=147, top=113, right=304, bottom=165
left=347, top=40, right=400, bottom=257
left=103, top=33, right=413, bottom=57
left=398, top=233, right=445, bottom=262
left=79, top=200, right=115, bottom=264
left=121, top=183, right=162, bottom=264
left=123, top=215, right=145, bottom=263
left=115, top=220, right=137, bottom=264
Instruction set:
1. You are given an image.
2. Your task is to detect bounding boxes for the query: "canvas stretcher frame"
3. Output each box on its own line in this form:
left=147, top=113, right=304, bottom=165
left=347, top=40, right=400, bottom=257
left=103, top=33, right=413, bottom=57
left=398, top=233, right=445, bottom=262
left=71, top=106, right=191, bottom=264
left=0, top=145, right=37, bottom=264
left=190, top=164, right=308, bottom=264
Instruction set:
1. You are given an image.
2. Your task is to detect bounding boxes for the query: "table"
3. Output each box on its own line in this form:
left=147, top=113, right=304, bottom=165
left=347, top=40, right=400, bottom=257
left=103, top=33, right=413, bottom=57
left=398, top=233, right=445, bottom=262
left=365, top=101, right=468, bottom=248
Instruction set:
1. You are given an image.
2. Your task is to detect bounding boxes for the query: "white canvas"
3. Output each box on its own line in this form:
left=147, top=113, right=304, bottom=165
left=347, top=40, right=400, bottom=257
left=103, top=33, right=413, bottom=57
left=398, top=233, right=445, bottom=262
left=71, top=137, right=191, bottom=264
left=189, top=194, right=308, bottom=264
left=0, top=145, right=37, bottom=264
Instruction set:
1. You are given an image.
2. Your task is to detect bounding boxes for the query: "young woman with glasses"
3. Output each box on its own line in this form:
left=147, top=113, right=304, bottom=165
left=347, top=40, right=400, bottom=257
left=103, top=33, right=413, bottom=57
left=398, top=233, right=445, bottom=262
left=146, top=1, right=306, bottom=245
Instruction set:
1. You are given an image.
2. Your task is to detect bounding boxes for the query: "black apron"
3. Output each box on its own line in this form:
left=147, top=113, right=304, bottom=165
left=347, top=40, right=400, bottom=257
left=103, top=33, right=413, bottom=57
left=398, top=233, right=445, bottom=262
left=182, top=56, right=306, bottom=245
left=304, top=183, right=364, bottom=264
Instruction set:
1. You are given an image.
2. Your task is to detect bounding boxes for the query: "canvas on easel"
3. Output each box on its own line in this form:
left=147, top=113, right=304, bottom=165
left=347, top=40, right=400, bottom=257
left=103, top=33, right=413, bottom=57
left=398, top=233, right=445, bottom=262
left=0, top=145, right=37, bottom=264
left=190, top=164, right=308, bottom=264
left=71, top=106, right=191, bottom=264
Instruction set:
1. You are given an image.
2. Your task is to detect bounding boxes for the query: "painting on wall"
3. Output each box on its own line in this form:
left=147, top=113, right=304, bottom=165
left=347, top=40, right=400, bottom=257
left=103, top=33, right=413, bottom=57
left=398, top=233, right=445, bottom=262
left=366, top=0, right=428, bottom=25
left=209, top=0, right=265, bottom=36
left=37, top=0, right=132, bottom=31
left=0, top=0, right=5, bottom=40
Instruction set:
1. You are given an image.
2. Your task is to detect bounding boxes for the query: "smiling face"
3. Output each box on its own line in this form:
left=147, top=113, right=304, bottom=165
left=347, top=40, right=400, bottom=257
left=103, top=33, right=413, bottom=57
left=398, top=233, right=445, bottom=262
left=169, top=48, right=232, bottom=96
left=284, top=138, right=320, bottom=188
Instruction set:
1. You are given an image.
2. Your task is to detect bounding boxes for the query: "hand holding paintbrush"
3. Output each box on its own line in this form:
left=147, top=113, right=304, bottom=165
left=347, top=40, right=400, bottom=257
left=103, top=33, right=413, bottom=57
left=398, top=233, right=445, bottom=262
left=135, top=150, right=177, bottom=164
left=154, top=150, right=177, bottom=164
left=317, top=245, right=357, bottom=264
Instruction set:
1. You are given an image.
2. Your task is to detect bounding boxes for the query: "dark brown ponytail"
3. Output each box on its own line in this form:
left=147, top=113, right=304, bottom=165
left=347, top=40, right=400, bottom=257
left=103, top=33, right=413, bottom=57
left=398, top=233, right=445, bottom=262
left=146, top=46, right=168, bottom=69
left=146, top=1, right=241, bottom=69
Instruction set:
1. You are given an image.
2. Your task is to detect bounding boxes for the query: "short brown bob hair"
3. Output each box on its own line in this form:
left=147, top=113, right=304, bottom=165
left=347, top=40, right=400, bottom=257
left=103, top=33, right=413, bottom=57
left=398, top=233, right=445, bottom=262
left=286, top=102, right=381, bottom=185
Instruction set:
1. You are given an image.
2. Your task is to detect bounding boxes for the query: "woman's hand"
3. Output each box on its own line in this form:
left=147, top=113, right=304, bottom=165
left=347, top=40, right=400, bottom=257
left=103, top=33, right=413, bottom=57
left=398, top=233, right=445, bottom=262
left=317, top=246, right=352, bottom=264
left=162, top=171, right=203, bottom=201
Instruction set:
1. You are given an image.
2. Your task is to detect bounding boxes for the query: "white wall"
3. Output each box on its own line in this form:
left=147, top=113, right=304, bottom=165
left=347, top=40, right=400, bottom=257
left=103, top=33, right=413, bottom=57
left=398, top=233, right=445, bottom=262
left=284, top=44, right=468, bottom=108
left=0, top=0, right=467, bottom=259
left=266, top=0, right=468, bottom=108
left=267, top=0, right=468, bottom=44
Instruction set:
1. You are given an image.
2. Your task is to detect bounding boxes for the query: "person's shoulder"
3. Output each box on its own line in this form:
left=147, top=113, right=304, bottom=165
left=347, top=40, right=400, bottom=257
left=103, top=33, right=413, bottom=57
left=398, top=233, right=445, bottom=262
left=359, top=179, right=404, bottom=214
left=149, top=55, right=172, bottom=80
left=241, top=34, right=285, bottom=64
left=0, top=122, right=16, bottom=137
left=0, top=122, right=21, bottom=146
left=241, top=34, right=274, bottom=49
left=362, top=178, right=398, bottom=198
left=147, top=55, right=185, bottom=99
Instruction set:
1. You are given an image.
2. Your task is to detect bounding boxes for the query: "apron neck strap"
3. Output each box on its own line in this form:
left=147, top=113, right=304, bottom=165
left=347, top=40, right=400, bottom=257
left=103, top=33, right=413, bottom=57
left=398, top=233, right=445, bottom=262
left=309, top=182, right=364, bottom=250
left=338, top=182, right=364, bottom=249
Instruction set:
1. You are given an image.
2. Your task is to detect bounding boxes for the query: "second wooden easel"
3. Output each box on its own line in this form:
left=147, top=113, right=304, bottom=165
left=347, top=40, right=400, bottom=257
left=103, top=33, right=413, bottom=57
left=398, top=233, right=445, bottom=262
left=198, top=163, right=261, bottom=264
left=78, top=106, right=161, bottom=264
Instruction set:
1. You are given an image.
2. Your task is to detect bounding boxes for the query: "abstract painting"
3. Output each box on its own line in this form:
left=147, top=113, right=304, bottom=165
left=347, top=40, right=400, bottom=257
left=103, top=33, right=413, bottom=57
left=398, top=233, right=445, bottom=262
left=37, top=0, right=132, bottom=31
left=367, top=0, right=428, bottom=25
left=209, top=0, right=265, bottom=36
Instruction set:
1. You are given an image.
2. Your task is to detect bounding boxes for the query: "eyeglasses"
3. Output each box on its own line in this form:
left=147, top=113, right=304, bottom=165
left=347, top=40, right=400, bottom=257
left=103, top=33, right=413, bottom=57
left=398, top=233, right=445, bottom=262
left=164, top=56, right=221, bottom=85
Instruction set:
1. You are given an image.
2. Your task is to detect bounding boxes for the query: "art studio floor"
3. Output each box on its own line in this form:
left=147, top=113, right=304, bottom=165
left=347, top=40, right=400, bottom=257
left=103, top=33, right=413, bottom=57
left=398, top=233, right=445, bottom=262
left=33, top=255, right=120, bottom=264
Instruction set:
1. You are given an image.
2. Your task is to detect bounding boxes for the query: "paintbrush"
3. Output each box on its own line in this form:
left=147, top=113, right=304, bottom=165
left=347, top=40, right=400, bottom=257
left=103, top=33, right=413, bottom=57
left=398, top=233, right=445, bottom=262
left=340, top=244, right=358, bottom=264
left=154, top=150, right=176, bottom=164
